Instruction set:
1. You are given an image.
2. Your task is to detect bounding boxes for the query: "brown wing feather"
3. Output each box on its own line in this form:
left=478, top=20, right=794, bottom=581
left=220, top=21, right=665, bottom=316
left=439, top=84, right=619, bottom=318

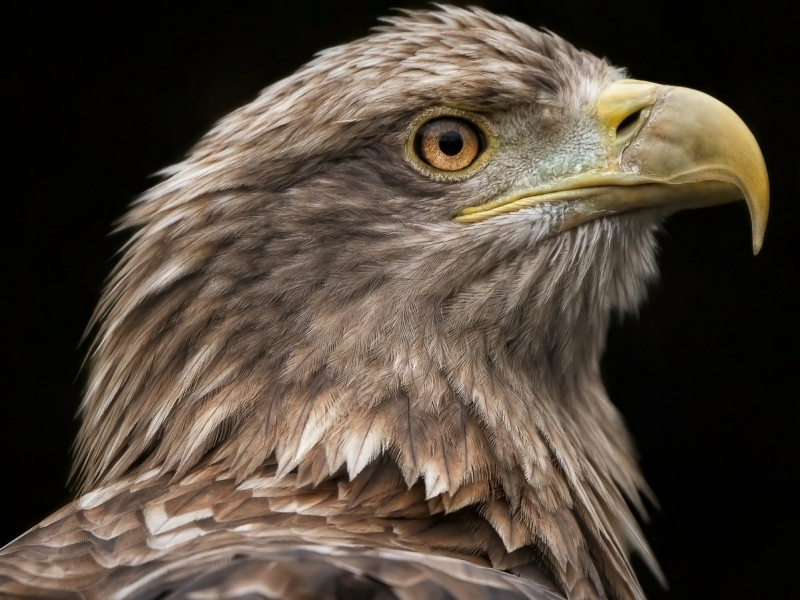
left=0, top=466, right=563, bottom=600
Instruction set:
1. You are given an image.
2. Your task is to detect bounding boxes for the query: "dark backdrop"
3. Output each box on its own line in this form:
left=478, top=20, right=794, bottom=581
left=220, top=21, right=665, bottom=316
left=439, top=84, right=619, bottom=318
left=4, top=1, right=798, bottom=598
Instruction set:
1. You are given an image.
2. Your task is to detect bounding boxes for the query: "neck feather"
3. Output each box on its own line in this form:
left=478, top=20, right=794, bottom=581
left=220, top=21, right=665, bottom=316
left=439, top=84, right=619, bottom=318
left=76, top=185, right=662, bottom=599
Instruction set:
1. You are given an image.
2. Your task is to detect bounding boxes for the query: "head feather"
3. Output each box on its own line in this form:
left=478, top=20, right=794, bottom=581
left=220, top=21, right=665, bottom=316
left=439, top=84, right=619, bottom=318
left=75, top=7, right=661, bottom=599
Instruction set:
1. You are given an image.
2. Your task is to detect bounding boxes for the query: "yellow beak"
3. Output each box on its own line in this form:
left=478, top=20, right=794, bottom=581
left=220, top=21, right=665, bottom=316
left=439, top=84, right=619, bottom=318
left=455, top=79, right=770, bottom=254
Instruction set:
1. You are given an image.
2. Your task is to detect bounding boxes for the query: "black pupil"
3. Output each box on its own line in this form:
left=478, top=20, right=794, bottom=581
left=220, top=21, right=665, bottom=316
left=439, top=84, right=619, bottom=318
left=438, top=131, right=463, bottom=156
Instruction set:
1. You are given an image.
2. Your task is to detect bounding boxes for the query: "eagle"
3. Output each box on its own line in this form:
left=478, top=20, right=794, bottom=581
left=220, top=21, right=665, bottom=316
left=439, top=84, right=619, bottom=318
left=0, top=6, right=768, bottom=600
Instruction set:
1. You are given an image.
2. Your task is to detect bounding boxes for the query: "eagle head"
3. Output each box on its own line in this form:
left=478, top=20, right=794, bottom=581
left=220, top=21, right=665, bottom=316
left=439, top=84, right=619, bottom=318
left=72, top=6, right=768, bottom=599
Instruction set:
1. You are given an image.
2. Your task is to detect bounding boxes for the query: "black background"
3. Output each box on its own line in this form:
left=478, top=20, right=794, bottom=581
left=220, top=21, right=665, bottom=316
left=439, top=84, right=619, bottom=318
left=4, top=1, right=798, bottom=598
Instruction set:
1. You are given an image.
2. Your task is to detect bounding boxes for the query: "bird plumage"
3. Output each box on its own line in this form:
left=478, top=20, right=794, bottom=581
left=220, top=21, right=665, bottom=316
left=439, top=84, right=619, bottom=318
left=0, top=5, right=769, bottom=600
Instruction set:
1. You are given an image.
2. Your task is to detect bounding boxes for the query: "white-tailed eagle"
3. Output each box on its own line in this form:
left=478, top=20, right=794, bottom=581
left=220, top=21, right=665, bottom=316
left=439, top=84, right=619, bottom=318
left=0, top=6, right=768, bottom=600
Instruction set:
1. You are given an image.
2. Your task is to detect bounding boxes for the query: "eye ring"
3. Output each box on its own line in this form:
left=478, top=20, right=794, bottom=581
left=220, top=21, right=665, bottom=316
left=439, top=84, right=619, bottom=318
left=405, top=109, right=494, bottom=179
left=414, top=117, right=484, bottom=171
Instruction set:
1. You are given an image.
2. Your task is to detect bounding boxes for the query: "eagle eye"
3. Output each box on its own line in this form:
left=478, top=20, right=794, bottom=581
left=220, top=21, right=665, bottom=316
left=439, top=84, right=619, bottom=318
left=413, top=117, right=484, bottom=172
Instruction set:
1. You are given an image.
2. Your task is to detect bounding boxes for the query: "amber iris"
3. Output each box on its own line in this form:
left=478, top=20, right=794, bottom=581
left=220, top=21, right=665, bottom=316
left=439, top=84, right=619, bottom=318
left=415, top=118, right=481, bottom=171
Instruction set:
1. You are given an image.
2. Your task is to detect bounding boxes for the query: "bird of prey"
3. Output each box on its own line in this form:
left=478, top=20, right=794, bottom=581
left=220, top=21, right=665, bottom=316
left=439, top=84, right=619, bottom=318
left=0, top=6, right=768, bottom=600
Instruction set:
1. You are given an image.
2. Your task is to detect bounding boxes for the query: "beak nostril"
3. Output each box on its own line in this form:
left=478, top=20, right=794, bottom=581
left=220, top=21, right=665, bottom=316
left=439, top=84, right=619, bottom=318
left=616, top=109, right=644, bottom=138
